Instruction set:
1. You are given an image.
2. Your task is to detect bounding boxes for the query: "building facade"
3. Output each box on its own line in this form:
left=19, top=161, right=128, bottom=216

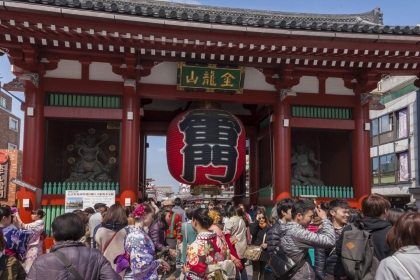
left=0, top=149, right=23, bottom=206
left=370, top=76, right=419, bottom=208
left=0, top=86, right=20, bottom=150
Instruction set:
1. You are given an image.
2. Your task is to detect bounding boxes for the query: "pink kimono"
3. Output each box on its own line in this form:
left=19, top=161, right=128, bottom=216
left=22, top=220, right=45, bottom=273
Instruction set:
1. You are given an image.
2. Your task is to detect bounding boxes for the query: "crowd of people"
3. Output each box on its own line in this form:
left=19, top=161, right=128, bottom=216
left=0, top=194, right=419, bottom=279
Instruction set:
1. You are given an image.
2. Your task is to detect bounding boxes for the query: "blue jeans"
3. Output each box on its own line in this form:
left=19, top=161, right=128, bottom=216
left=236, top=259, right=248, bottom=280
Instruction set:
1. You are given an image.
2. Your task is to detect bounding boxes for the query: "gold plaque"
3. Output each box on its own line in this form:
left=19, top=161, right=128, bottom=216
left=67, top=145, right=74, bottom=151
left=190, top=185, right=221, bottom=196
left=88, top=128, right=96, bottom=134
left=109, top=157, right=117, bottom=164
left=68, top=157, right=75, bottom=164
left=109, top=145, right=116, bottom=151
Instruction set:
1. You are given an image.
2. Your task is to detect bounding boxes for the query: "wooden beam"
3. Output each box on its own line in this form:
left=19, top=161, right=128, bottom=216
left=292, top=93, right=356, bottom=107
left=141, top=121, right=169, bottom=135
left=290, top=118, right=355, bottom=130
left=44, top=106, right=122, bottom=120
left=44, top=78, right=124, bottom=95
left=139, top=84, right=277, bottom=105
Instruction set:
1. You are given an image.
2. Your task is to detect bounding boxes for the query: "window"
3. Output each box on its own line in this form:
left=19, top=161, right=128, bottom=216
left=380, top=154, right=396, bottom=183
left=379, top=114, right=393, bottom=133
left=371, top=119, right=378, bottom=137
left=0, top=97, right=6, bottom=109
left=7, top=143, right=17, bottom=150
left=397, top=108, right=408, bottom=139
left=9, top=117, right=18, bottom=132
left=372, top=157, right=379, bottom=184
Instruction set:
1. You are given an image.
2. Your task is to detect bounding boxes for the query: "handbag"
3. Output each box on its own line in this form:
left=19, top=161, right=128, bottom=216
left=228, top=218, right=243, bottom=246
left=392, top=255, right=415, bottom=280
left=102, top=229, right=120, bottom=254
left=244, top=233, right=266, bottom=261
left=156, top=249, right=177, bottom=276
left=53, top=250, right=85, bottom=280
left=267, top=243, right=307, bottom=280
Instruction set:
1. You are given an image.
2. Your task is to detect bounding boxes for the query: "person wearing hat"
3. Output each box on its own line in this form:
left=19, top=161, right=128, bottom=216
left=88, top=203, right=107, bottom=248
left=162, top=200, right=183, bottom=251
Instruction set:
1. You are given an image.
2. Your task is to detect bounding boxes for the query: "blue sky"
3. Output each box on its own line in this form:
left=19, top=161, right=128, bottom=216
left=1, top=1, right=419, bottom=192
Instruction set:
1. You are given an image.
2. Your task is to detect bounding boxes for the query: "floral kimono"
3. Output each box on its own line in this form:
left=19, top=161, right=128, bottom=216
left=123, top=226, right=161, bottom=280
left=185, top=231, right=234, bottom=280
left=22, top=219, right=45, bottom=272
left=1, top=226, right=33, bottom=262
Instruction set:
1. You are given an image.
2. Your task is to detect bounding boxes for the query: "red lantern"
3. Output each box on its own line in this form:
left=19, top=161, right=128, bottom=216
left=167, top=109, right=246, bottom=185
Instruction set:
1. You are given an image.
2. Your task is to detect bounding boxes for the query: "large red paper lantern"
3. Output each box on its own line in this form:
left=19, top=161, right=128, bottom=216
left=167, top=108, right=246, bottom=185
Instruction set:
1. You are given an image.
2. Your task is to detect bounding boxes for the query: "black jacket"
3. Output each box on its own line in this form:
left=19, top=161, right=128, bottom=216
left=249, top=222, right=269, bottom=262
left=27, top=241, right=121, bottom=280
left=315, top=226, right=346, bottom=280
left=336, top=218, right=395, bottom=275
left=265, top=219, right=283, bottom=255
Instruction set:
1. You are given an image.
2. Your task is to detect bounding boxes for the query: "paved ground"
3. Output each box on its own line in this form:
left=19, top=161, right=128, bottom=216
left=173, top=264, right=254, bottom=279
left=245, top=263, right=253, bottom=278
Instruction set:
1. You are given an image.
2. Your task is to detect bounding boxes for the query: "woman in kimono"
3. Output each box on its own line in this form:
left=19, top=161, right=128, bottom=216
left=0, top=207, right=32, bottom=262
left=184, top=208, right=236, bottom=280
left=15, top=209, right=46, bottom=272
left=116, top=203, right=170, bottom=280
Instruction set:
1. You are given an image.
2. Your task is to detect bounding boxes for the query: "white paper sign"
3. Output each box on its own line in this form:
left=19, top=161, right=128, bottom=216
left=65, top=190, right=115, bottom=213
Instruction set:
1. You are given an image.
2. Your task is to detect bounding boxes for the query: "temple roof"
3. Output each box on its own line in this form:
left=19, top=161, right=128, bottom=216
left=118, top=0, right=384, bottom=25
left=6, top=0, right=419, bottom=35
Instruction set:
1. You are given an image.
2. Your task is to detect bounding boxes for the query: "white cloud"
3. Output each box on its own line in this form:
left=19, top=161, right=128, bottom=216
left=156, top=0, right=201, bottom=4
left=157, top=148, right=166, bottom=152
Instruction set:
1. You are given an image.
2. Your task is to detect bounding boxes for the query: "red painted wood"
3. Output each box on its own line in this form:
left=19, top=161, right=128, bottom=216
left=257, top=197, right=359, bottom=209
left=257, top=126, right=269, bottom=142
left=290, top=118, right=355, bottom=130
left=43, top=78, right=124, bottom=95
left=138, top=132, right=146, bottom=201
left=291, top=93, right=356, bottom=107
left=18, top=79, right=46, bottom=222
left=352, top=104, right=372, bottom=208
left=249, top=131, right=258, bottom=205
left=233, top=179, right=241, bottom=205
left=273, top=100, right=292, bottom=200
left=119, top=85, right=140, bottom=206
left=44, top=237, right=54, bottom=251
left=44, top=106, right=123, bottom=120
left=138, top=84, right=277, bottom=105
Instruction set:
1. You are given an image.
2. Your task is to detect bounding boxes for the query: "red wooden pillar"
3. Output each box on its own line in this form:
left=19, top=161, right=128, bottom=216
left=273, top=98, right=291, bottom=201
left=19, top=73, right=45, bottom=222
left=249, top=131, right=259, bottom=205
left=138, top=132, right=145, bottom=202
left=120, top=80, right=140, bottom=206
left=233, top=180, right=241, bottom=205
left=352, top=103, right=371, bottom=208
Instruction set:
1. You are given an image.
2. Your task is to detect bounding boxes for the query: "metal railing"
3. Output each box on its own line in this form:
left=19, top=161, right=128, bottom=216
left=43, top=182, right=120, bottom=195
left=292, top=185, right=354, bottom=198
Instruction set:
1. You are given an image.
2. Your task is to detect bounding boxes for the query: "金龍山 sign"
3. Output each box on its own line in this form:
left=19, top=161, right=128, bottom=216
left=177, top=62, right=245, bottom=94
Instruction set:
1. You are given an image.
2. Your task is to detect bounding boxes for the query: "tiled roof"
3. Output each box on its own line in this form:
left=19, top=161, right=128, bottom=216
left=8, top=0, right=420, bottom=35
